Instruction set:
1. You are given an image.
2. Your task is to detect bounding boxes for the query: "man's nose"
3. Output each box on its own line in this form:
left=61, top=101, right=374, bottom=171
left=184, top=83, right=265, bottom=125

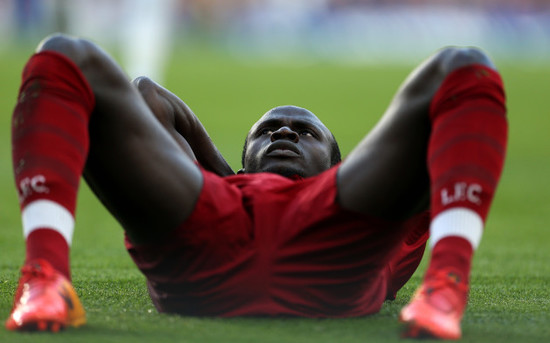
left=271, top=126, right=299, bottom=143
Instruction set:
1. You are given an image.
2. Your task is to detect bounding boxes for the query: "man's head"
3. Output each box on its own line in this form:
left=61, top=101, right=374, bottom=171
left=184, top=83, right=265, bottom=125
left=241, top=105, right=341, bottom=178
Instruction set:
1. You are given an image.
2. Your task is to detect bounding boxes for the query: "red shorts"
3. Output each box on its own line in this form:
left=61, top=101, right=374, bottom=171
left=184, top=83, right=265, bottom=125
left=125, top=165, right=429, bottom=317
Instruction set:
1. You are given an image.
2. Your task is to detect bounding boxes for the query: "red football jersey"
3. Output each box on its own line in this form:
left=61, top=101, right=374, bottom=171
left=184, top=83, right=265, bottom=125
left=125, top=165, right=429, bottom=317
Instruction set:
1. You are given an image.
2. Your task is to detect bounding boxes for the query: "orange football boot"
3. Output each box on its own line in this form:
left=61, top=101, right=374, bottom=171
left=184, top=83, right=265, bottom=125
left=399, top=269, right=469, bottom=340
left=5, top=259, right=86, bottom=332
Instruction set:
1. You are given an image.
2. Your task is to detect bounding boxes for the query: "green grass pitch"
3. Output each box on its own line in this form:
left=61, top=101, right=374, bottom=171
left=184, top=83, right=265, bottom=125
left=0, top=45, right=549, bottom=342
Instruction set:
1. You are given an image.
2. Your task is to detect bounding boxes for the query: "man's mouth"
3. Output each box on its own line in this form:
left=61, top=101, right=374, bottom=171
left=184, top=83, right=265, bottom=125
left=266, top=149, right=300, bottom=157
left=266, top=141, right=300, bottom=157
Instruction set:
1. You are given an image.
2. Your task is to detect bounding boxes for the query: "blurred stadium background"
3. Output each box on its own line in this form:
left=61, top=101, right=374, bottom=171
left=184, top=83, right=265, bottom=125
left=1, top=1, right=549, bottom=341
left=1, top=0, right=550, bottom=79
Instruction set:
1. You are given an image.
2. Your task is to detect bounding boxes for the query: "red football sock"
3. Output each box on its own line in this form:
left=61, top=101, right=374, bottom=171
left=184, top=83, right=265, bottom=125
left=426, top=65, right=508, bottom=282
left=25, top=229, right=71, bottom=278
left=12, top=51, right=95, bottom=279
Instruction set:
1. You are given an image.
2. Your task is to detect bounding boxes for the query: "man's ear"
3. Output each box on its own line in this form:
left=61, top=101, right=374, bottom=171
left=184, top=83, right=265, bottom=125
left=237, top=168, right=245, bottom=174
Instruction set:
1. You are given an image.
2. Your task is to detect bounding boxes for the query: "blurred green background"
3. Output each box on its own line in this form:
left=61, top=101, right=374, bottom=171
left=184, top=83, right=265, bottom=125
left=1, top=1, right=549, bottom=342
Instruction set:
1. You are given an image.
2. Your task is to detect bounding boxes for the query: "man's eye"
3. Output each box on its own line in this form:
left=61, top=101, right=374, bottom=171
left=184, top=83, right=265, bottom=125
left=260, top=129, right=273, bottom=135
left=300, top=130, right=313, bottom=137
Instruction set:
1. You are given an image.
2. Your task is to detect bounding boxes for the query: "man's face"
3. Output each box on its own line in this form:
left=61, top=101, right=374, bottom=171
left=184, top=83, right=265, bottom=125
left=243, top=105, right=333, bottom=178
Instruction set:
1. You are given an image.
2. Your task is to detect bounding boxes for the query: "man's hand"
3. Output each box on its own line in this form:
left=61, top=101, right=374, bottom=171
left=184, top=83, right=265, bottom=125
left=133, top=77, right=235, bottom=177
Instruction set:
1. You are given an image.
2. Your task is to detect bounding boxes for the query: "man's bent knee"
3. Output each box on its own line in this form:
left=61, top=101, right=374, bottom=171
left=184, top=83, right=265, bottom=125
left=36, top=33, right=129, bottom=91
left=437, top=46, right=496, bottom=75
left=36, top=34, right=97, bottom=68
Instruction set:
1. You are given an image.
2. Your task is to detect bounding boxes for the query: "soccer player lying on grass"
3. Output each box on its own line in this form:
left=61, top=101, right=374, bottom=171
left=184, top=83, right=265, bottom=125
left=6, top=33, right=507, bottom=339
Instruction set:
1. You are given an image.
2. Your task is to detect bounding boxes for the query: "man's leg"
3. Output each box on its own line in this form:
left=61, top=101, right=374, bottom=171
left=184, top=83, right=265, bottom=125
left=400, top=54, right=507, bottom=340
left=337, top=47, right=507, bottom=339
left=7, top=33, right=202, bottom=331
left=8, top=46, right=93, bottom=332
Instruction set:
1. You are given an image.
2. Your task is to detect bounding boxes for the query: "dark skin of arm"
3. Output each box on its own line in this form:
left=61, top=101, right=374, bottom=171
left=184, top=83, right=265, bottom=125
left=132, top=77, right=235, bottom=177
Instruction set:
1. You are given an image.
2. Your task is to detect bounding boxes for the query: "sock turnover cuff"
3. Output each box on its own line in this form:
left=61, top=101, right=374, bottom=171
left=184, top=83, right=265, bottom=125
left=22, top=199, right=75, bottom=246
left=429, top=207, right=483, bottom=250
